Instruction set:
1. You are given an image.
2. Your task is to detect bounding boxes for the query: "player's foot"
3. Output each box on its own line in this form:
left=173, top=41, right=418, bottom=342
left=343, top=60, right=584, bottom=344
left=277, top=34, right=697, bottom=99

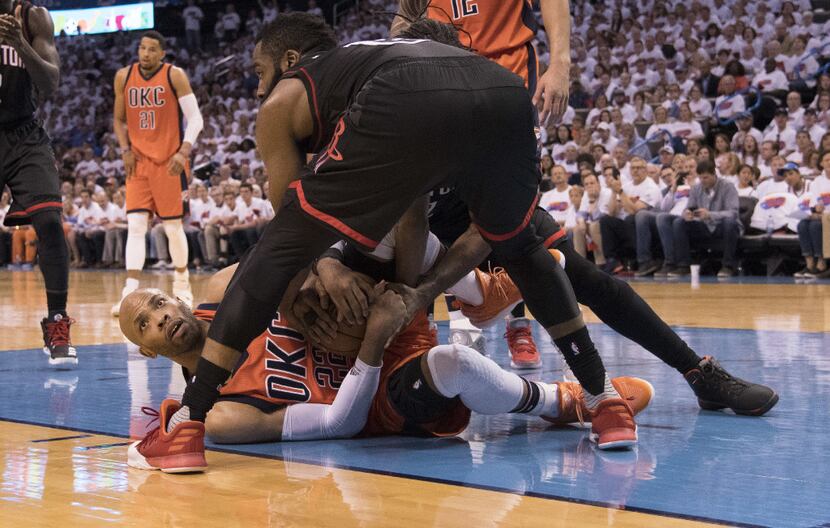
left=684, top=356, right=778, bottom=416
left=456, top=268, right=521, bottom=328
left=544, top=376, right=654, bottom=426
left=505, top=318, right=541, bottom=369
left=173, top=271, right=193, bottom=308
left=589, top=398, right=637, bottom=450
left=41, top=314, right=78, bottom=369
left=449, top=316, right=486, bottom=354
left=127, top=399, right=207, bottom=473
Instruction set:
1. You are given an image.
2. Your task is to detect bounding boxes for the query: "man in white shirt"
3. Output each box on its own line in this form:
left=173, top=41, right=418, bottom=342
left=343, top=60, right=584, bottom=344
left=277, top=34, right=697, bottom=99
left=75, top=189, right=106, bottom=267
left=572, top=172, right=610, bottom=266
left=757, top=157, right=790, bottom=198
left=221, top=4, right=242, bottom=42
left=730, top=113, right=764, bottom=152
left=102, top=190, right=128, bottom=267
left=785, top=91, right=806, bottom=130
left=598, top=157, right=662, bottom=273
left=611, top=89, right=637, bottom=122
left=803, top=108, right=827, bottom=146
left=753, top=58, right=789, bottom=93
left=762, top=109, right=798, bottom=155
left=182, top=0, right=204, bottom=50
left=540, top=166, right=572, bottom=227
left=595, top=123, right=619, bottom=152
left=713, top=76, right=746, bottom=122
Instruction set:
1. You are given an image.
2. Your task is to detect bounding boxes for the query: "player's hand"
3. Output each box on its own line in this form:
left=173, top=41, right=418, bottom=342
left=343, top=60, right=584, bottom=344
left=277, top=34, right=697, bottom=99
left=167, top=152, right=187, bottom=176
left=365, top=284, right=408, bottom=350
left=122, top=150, right=136, bottom=179
left=387, top=282, right=430, bottom=327
left=316, top=258, right=374, bottom=325
left=0, top=14, right=24, bottom=50
left=533, top=62, right=570, bottom=126
left=293, top=280, right=338, bottom=344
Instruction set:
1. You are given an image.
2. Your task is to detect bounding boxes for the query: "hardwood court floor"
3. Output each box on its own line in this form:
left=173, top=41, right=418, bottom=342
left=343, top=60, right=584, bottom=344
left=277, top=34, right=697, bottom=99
left=0, top=269, right=828, bottom=527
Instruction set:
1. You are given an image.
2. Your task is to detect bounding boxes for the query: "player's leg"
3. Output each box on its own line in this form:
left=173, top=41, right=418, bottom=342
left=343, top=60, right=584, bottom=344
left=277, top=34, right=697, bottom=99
left=152, top=162, right=193, bottom=306
left=2, top=122, right=76, bottom=367
left=205, top=401, right=283, bottom=444
left=114, top=159, right=154, bottom=316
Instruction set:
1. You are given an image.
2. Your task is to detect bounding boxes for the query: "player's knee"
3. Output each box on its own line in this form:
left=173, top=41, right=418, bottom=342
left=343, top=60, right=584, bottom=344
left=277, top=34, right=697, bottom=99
left=204, top=405, right=242, bottom=443
left=162, top=218, right=184, bottom=237
left=427, top=343, right=480, bottom=393
left=127, top=213, right=149, bottom=237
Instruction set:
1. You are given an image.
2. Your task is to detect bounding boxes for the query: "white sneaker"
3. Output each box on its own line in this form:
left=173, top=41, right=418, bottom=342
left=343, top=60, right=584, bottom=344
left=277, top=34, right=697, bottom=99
left=111, top=282, right=139, bottom=317
left=449, top=315, right=486, bottom=354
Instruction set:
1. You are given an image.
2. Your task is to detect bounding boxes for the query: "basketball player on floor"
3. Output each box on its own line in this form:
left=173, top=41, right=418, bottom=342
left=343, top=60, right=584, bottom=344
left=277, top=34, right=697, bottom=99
left=129, top=15, right=644, bottom=475
left=111, top=31, right=203, bottom=316
left=391, top=0, right=571, bottom=369
left=119, top=258, right=652, bottom=472
left=0, top=0, right=76, bottom=367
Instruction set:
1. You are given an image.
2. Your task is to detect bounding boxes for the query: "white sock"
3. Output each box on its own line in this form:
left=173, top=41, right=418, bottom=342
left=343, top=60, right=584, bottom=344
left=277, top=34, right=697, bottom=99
left=446, top=270, right=484, bottom=306
left=167, top=405, right=191, bottom=432
left=582, top=374, right=621, bottom=410
left=125, top=212, right=148, bottom=271
left=125, top=277, right=139, bottom=290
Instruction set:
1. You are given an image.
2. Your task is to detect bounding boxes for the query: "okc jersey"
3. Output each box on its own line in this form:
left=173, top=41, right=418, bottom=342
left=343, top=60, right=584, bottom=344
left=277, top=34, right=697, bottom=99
left=0, top=1, right=37, bottom=128
left=124, top=63, right=182, bottom=163
left=427, top=0, right=537, bottom=59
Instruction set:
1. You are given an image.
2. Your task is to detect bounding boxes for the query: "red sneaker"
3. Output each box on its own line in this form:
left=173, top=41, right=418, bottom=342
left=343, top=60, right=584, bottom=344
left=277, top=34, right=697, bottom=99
left=456, top=268, right=522, bottom=328
left=127, top=399, right=207, bottom=473
left=505, top=318, right=542, bottom=369
left=545, top=376, right=654, bottom=426
left=589, top=398, right=637, bottom=450
left=41, top=314, right=77, bottom=369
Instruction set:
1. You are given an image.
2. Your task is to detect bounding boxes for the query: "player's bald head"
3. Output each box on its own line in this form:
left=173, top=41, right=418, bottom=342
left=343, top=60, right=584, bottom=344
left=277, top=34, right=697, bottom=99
left=119, top=288, right=202, bottom=360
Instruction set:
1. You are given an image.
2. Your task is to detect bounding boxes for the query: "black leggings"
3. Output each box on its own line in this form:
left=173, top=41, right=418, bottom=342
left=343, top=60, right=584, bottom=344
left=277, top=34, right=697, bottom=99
left=557, top=239, right=701, bottom=374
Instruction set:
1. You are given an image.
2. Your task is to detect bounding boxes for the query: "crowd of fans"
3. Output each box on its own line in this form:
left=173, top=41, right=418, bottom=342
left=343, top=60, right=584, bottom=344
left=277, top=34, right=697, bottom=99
left=1, top=0, right=830, bottom=278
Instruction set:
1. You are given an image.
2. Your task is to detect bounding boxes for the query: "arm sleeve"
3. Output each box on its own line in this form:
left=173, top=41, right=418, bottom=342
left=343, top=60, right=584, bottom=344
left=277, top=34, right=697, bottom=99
left=280, top=358, right=382, bottom=441
left=179, top=93, right=204, bottom=146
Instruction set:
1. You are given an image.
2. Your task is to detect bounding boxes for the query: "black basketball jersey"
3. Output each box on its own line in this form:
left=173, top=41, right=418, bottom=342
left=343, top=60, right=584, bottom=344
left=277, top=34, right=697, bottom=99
left=281, top=39, right=477, bottom=153
left=0, top=0, right=37, bottom=128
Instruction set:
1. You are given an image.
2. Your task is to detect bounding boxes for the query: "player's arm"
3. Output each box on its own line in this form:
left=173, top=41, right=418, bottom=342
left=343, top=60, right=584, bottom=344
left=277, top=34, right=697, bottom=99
left=394, top=194, right=429, bottom=287
left=112, top=67, right=136, bottom=178
left=534, top=0, right=572, bottom=124
left=256, top=79, right=312, bottom=214
left=392, top=223, right=490, bottom=322
left=0, top=6, right=59, bottom=96
left=168, top=67, right=204, bottom=176
left=390, top=0, right=430, bottom=37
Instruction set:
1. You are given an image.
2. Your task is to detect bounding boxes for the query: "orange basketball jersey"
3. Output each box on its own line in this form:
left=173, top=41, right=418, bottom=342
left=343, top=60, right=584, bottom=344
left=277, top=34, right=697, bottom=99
left=124, top=63, right=182, bottom=164
left=427, top=0, right=537, bottom=59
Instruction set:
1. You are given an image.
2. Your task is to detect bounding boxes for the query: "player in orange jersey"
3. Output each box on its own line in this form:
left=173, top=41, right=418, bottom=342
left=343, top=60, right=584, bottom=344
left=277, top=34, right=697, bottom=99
left=391, top=1, right=571, bottom=368
left=111, top=31, right=204, bottom=317
left=119, top=258, right=652, bottom=471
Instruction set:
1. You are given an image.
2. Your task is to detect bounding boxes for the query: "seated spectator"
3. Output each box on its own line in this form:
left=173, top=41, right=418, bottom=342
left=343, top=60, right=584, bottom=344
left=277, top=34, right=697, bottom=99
left=540, top=166, right=572, bottom=229
left=656, top=159, right=742, bottom=278
left=796, top=151, right=830, bottom=278
left=102, top=190, right=127, bottom=268
left=757, top=157, right=790, bottom=197
left=786, top=130, right=816, bottom=165
left=10, top=225, right=37, bottom=270
left=565, top=185, right=584, bottom=234
left=636, top=166, right=698, bottom=276
left=757, top=140, right=779, bottom=180
left=599, top=157, right=662, bottom=273
left=631, top=91, right=654, bottom=122
left=0, top=191, right=10, bottom=268
left=762, top=109, right=798, bottom=156
left=753, top=58, right=789, bottom=93
left=687, top=84, right=713, bottom=120
left=785, top=91, right=806, bottom=130
left=572, top=172, right=609, bottom=266
left=730, top=113, right=764, bottom=152
left=735, top=164, right=759, bottom=198
left=749, top=163, right=807, bottom=235
left=75, top=189, right=106, bottom=268
left=670, top=102, right=705, bottom=142
left=803, top=109, right=827, bottom=147
left=713, top=75, right=746, bottom=123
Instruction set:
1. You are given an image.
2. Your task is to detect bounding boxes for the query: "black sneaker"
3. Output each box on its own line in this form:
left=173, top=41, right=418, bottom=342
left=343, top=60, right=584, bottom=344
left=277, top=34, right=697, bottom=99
left=41, top=314, right=78, bottom=369
left=684, top=357, right=778, bottom=416
left=653, top=264, right=675, bottom=278
left=635, top=260, right=662, bottom=277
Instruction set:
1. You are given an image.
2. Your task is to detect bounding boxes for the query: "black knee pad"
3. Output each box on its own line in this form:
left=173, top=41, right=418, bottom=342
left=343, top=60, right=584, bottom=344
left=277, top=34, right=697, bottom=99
left=387, top=356, right=456, bottom=428
left=30, top=210, right=67, bottom=257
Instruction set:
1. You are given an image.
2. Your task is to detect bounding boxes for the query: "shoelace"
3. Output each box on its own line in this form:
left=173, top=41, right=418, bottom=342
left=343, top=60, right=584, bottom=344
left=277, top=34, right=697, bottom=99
left=703, top=359, right=749, bottom=391
left=46, top=318, right=74, bottom=347
left=136, top=406, right=163, bottom=448
left=488, top=265, right=511, bottom=301
left=560, top=382, right=586, bottom=426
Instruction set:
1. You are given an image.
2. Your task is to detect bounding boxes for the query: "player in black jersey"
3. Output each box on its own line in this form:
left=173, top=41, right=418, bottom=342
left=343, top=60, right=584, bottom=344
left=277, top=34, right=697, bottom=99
left=138, top=14, right=639, bottom=472
left=0, top=0, right=76, bottom=368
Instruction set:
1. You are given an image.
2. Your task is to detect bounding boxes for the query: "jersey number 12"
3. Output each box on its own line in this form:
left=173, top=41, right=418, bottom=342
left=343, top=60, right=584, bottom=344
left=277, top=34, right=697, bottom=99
left=451, top=0, right=479, bottom=19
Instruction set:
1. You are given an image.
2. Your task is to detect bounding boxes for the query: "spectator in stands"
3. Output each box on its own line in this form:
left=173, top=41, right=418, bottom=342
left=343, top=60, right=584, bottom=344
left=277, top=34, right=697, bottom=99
left=637, top=165, right=698, bottom=277
left=599, top=157, right=662, bottom=273
left=632, top=91, right=654, bottom=122
left=102, top=190, right=127, bottom=268
left=687, top=84, right=713, bottom=120
left=796, top=151, right=830, bottom=277
left=757, top=156, right=790, bottom=197
left=763, top=109, right=798, bottom=155
left=738, top=134, right=761, bottom=167
left=220, top=4, right=242, bottom=42
left=713, top=75, right=746, bottom=124
left=714, top=133, right=732, bottom=157
left=736, top=164, right=759, bottom=198
left=572, top=172, right=608, bottom=266
left=74, top=189, right=105, bottom=268
left=672, top=102, right=705, bottom=142
left=731, top=113, right=764, bottom=152
left=697, top=60, right=721, bottom=98
left=753, top=58, right=789, bottom=93
left=749, top=163, right=806, bottom=236
left=786, top=91, right=806, bottom=130
left=656, top=159, right=741, bottom=278
left=541, top=166, right=572, bottom=229
left=787, top=131, right=816, bottom=166
left=803, top=109, right=826, bottom=147
left=182, top=0, right=204, bottom=51
left=717, top=153, right=741, bottom=187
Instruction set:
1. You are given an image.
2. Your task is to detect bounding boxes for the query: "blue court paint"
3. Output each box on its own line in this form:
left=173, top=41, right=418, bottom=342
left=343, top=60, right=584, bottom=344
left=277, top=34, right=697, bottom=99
left=0, top=323, right=827, bottom=527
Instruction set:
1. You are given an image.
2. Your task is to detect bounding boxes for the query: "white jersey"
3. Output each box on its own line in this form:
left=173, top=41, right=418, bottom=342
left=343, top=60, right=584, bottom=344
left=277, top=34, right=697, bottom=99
left=540, top=186, right=572, bottom=225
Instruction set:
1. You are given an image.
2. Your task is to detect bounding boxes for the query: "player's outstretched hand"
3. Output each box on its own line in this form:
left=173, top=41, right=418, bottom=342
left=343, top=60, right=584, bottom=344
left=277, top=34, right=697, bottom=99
left=316, top=258, right=374, bottom=326
left=387, top=282, right=430, bottom=327
left=0, top=14, right=24, bottom=50
left=365, top=284, right=408, bottom=350
left=167, top=152, right=187, bottom=176
left=533, top=64, right=570, bottom=126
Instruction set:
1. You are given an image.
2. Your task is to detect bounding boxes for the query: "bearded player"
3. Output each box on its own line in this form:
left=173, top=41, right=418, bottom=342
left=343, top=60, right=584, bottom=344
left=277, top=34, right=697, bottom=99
left=391, top=0, right=570, bottom=368
left=0, top=0, right=76, bottom=367
left=111, top=31, right=204, bottom=316
left=120, top=256, right=652, bottom=472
